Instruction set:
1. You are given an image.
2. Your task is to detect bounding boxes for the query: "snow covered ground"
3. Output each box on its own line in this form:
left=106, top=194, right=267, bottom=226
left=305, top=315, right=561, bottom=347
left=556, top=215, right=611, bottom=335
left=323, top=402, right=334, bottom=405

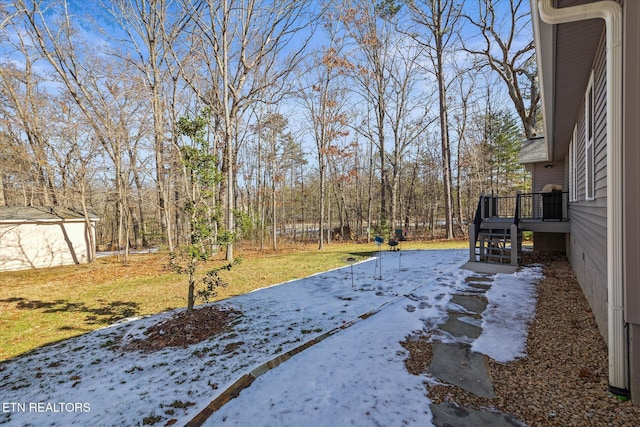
left=0, top=249, right=542, bottom=427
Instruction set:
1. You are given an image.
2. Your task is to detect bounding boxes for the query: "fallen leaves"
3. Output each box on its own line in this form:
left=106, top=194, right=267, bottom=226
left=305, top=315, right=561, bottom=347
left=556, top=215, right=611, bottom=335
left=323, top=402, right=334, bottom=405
left=400, top=335, right=433, bottom=376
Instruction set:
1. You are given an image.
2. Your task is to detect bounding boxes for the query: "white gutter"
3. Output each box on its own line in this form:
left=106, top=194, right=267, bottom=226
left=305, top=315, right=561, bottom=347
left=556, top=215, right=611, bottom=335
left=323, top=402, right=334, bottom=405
left=536, top=0, right=627, bottom=396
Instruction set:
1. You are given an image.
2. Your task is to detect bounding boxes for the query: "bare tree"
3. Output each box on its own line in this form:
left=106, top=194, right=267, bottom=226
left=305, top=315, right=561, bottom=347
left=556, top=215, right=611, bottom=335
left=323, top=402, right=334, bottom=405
left=0, top=28, right=58, bottom=206
left=278, top=130, right=306, bottom=241
left=335, top=0, right=394, bottom=227
left=0, top=1, right=21, bottom=206
left=385, top=44, right=435, bottom=231
left=105, top=0, right=192, bottom=251
left=15, top=1, right=153, bottom=262
left=402, top=0, right=462, bottom=239
left=52, top=97, right=102, bottom=262
left=328, top=140, right=359, bottom=241
left=252, top=112, right=289, bottom=250
left=297, top=35, right=352, bottom=249
left=0, top=2, right=23, bottom=34
left=450, top=59, right=478, bottom=230
left=463, top=0, right=539, bottom=139
left=174, top=0, right=311, bottom=260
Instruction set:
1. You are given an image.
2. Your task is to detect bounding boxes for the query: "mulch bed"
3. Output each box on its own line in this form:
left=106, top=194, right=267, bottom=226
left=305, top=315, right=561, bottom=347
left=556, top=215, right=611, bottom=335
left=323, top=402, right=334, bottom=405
left=404, top=253, right=640, bottom=426
left=124, top=306, right=242, bottom=353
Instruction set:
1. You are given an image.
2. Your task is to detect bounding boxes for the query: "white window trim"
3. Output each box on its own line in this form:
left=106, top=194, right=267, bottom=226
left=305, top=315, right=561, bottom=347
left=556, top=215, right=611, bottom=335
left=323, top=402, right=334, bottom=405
left=569, top=127, right=578, bottom=202
left=585, top=71, right=595, bottom=201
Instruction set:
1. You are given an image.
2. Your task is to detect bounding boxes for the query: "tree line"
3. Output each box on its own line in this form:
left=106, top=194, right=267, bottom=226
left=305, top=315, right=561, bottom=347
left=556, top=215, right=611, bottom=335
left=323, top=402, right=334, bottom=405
left=0, top=0, right=538, bottom=261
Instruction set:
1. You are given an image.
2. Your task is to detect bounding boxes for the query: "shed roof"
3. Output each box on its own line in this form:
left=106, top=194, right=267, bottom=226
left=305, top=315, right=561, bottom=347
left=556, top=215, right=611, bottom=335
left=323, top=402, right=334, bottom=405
left=0, top=206, right=100, bottom=222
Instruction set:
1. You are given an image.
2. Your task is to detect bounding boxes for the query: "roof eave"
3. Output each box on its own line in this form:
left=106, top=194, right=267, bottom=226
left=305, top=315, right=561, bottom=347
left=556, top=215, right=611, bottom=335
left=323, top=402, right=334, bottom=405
left=531, top=0, right=554, bottom=162
left=0, top=217, right=98, bottom=224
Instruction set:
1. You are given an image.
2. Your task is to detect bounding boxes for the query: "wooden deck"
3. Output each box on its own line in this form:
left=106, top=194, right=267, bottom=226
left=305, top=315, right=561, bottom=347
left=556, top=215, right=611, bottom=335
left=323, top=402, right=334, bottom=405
left=469, top=192, right=571, bottom=265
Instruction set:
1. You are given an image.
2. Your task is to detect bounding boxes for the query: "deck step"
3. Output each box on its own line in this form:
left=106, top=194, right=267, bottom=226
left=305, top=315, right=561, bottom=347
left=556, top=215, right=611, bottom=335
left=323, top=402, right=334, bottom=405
left=473, top=221, right=520, bottom=265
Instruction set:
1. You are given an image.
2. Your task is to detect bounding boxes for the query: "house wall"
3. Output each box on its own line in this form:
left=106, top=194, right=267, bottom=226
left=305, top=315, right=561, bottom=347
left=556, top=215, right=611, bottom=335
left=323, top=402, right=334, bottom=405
left=623, top=0, right=640, bottom=404
left=0, top=220, right=94, bottom=272
left=533, top=233, right=566, bottom=252
left=531, top=161, right=565, bottom=192
left=530, top=160, right=565, bottom=219
left=530, top=160, right=567, bottom=253
left=566, top=31, right=609, bottom=340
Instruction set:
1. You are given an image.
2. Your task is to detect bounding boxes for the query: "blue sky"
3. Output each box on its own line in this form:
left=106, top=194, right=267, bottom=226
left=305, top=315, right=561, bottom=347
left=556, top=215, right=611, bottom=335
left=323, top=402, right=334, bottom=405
left=1, top=0, right=534, bottom=165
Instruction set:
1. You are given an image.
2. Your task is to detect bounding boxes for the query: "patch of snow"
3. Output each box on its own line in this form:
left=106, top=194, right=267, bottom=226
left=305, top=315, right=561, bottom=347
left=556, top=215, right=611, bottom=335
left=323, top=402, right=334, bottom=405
left=471, top=266, right=543, bottom=362
left=0, top=250, right=542, bottom=426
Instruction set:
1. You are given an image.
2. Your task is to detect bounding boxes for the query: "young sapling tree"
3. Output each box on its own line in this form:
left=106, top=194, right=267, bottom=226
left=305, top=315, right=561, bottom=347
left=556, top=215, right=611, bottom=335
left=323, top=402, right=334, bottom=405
left=170, top=109, right=239, bottom=312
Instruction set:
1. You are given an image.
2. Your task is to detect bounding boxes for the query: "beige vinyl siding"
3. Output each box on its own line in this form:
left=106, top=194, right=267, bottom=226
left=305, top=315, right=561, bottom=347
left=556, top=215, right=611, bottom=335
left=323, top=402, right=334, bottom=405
left=567, top=126, right=580, bottom=202
left=586, top=79, right=595, bottom=200
left=532, top=161, right=564, bottom=192
left=624, top=0, right=640, bottom=327
left=575, top=103, right=587, bottom=198
left=623, top=0, right=640, bottom=403
left=564, top=152, right=569, bottom=195
left=567, top=32, right=608, bottom=339
left=593, top=43, right=608, bottom=201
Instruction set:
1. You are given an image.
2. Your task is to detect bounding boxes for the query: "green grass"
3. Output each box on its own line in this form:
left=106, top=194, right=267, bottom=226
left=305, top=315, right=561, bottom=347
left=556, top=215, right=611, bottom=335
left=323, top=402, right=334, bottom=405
left=0, top=240, right=466, bottom=361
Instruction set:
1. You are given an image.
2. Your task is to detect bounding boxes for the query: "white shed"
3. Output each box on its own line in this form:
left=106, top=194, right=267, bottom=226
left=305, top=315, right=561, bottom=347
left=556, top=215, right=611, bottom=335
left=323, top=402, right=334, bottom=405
left=0, top=206, right=99, bottom=272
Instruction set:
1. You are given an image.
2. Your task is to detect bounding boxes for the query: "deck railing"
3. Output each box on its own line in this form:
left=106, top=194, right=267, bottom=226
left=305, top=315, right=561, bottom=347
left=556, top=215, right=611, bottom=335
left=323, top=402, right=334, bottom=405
left=519, top=192, right=569, bottom=221
left=471, top=195, right=483, bottom=246
left=469, top=191, right=569, bottom=264
left=477, top=191, right=569, bottom=222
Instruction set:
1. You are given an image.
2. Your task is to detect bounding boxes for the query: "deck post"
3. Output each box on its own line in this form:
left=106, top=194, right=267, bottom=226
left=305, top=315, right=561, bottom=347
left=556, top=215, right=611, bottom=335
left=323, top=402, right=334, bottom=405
left=469, top=223, right=476, bottom=262
left=510, top=224, right=518, bottom=266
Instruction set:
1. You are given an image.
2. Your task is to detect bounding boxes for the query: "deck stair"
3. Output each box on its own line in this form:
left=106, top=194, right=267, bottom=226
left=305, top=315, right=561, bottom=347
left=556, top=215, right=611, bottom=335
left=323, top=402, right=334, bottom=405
left=468, top=191, right=570, bottom=266
left=475, top=219, right=522, bottom=264
left=468, top=193, right=523, bottom=266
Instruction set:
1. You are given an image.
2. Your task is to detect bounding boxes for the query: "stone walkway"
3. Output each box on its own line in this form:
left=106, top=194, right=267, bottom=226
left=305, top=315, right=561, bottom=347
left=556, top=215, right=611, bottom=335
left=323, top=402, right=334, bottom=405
left=428, top=270, right=527, bottom=427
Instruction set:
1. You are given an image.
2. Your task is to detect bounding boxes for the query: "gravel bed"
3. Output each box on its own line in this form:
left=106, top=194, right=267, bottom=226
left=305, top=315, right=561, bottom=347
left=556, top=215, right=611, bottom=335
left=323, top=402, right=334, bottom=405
left=405, top=253, right=640, bottom=426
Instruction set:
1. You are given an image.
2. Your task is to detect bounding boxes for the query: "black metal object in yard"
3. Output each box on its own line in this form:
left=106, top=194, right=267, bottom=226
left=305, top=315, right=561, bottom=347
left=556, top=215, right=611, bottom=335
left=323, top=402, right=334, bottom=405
left=542, top=190, right=563, bottom=220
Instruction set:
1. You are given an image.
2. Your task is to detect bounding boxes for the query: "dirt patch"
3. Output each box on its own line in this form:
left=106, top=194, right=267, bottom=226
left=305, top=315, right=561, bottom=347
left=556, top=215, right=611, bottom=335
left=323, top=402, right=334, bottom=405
left=125, top=306, right=242, bottom=353
left=406, top=253, right=640, bottom=426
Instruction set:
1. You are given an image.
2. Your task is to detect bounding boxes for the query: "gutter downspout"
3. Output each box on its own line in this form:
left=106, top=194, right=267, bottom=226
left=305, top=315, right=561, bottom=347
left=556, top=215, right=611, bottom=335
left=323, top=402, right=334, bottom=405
left=537, top=0, right=627, bottom=397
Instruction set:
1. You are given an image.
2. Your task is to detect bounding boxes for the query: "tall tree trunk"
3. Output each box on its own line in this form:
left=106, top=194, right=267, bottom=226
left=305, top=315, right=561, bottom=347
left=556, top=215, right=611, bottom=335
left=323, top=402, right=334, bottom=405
left=0, top=171, right=6, bottom=206
left=154, top=107, right=172, bottom=250
left=79, top=183, right=95, bottom=263
left=117, top=171, right=129, bottom=265
left=318, top=158, right=326, bottom=249
left=436, top=35, right=454, bottom=240
left=406, top=160, right=419, bottom=230
left=129, top=149, right=148, bottom=248
left=326, top=186, right=331, bottom=245
left=377, top=99, right=387, bottom=225
left=456, top=140, right=463, bottom=235
left=272, top=169, right=277, bottom=251
left=367, top=137, right=374, bottom=243
left=390, top=166, right=399, bottom=230
left=301, top=169, right=307, bottom=241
